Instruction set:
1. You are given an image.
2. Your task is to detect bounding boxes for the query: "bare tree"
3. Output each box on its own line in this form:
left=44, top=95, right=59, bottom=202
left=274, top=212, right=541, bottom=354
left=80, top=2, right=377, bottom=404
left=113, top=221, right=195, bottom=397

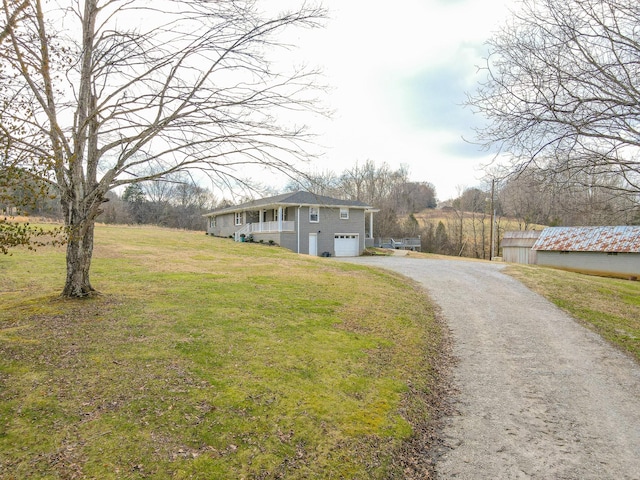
left=1, top=0, right=325, bottom=296
left=498, top=166, right=639, bottom=226
left=470, top=0, right=640, bottom=195
left=284, top=169, right=341, bottom=196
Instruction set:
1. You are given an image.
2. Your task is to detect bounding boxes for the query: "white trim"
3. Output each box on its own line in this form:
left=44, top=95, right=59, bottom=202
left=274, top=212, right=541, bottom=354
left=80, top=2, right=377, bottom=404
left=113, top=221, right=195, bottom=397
left=297, top=207, right=301, bottom=253
left=309, top=206, right=319, bottom=223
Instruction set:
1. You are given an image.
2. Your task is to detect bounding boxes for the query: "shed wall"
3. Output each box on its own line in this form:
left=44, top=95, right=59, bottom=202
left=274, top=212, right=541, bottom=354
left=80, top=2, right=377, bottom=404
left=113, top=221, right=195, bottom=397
left=503, top=246, right=537, bottom=265
left=537, top=251, right=640, bottom=277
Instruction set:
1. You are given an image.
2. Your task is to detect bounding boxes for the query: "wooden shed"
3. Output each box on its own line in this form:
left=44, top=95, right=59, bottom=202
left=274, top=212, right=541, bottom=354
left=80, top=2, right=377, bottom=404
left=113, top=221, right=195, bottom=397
left=501, top=230, right=541, bottom=265
left=532, top=226, right=640, bottom=279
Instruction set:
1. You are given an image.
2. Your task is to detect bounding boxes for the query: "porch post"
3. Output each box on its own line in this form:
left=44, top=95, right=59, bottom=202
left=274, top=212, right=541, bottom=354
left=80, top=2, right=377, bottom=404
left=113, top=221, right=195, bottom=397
left=278, top=206, right=283, bottom=232
left=369, top=211, right=374, bottom=239
left=259, top=209, right=264, bottom=232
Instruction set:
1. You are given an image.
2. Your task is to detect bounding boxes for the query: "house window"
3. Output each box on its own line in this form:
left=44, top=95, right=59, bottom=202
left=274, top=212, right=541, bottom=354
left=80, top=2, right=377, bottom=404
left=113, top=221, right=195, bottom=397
left=309, top=206, right=319, bottom=223
left=235, top=212, right=242, bottom=226
left=210, top=217, right=216, bottom=228
left=340, top=208, right=349, bottom=220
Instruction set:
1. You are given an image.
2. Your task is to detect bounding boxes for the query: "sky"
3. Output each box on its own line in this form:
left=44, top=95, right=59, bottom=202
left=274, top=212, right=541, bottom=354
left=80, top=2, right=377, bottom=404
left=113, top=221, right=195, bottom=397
left=275, top=0, right=512, bottom=201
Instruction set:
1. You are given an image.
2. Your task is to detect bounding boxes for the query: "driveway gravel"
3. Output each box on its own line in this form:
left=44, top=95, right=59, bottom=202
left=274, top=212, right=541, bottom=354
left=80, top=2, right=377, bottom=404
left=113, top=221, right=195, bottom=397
left=338, top=255, right=640, bottom=479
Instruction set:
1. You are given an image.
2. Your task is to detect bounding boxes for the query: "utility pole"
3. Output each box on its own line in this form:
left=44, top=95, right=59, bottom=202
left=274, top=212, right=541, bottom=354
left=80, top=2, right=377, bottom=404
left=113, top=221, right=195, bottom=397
left=489, top=178, right=495, bottom=261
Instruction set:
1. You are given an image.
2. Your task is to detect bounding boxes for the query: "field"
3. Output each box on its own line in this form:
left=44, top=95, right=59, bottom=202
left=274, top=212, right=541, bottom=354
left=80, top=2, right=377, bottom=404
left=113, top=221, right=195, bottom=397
left=0, top=225, right=445, bottom=479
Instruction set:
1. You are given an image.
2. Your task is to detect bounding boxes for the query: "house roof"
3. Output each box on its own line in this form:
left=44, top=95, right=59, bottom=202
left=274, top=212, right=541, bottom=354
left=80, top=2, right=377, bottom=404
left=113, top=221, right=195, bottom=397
left=204, top=191, right=375, bottom=216
left=532, top=226, right=640, bottom=253
left=501, top=230, right=542, bottom=248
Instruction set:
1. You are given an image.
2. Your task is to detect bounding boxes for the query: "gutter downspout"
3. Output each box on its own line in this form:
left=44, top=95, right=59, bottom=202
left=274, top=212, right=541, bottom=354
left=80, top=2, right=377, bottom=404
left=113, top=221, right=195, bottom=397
left=297, top=206, right=301, bottom=253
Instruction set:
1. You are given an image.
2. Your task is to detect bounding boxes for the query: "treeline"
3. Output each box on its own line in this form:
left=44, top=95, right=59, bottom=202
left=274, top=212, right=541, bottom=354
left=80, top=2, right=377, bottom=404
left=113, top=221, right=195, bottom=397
left=6, top=160, right=640, bottom=260
left=2, top=173, right=217, bottom=232
left=498, top=168, right=640, bottom=228
left=102, top=176, right=216, bottom=230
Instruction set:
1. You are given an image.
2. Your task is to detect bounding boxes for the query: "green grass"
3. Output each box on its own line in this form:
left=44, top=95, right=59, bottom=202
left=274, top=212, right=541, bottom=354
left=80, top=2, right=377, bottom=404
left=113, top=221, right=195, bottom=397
left=505, top=264, right=640, bottom=362
left=0, top=225, right=443, bottom=479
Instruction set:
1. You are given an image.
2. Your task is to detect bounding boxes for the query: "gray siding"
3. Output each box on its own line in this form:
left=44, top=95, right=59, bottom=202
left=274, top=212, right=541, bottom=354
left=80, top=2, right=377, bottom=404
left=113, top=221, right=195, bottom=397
left=279, top=232, right=298, bottom=252
left=537, top=251, right=640, bottom=278
left=207, top=212, right=238, bottom=237
left=206, top=205, right=367, bottom=256
left=297, top=206, right=365, bottom=256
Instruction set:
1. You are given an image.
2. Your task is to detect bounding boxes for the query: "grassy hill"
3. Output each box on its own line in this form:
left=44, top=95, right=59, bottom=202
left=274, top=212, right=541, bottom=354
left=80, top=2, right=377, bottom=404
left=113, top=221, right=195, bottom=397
left=0, top=225, right=445, bottom=479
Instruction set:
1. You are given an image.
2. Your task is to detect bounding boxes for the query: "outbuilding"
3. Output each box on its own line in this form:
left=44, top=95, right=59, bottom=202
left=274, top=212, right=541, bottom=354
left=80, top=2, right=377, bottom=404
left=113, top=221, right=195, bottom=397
left=532, top=226, right=640, bottom=279
left=501, top=230, right=542, bottom=265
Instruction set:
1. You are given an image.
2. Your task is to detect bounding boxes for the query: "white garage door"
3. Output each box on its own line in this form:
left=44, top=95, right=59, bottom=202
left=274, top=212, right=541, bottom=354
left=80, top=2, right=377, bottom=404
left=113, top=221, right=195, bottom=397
left=334, top=234, right=359, bottom=257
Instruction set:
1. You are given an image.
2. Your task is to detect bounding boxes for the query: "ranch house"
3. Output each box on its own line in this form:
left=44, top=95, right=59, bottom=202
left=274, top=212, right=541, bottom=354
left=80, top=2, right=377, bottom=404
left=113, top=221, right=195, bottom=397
left=204, top=191, right=377, bottom=257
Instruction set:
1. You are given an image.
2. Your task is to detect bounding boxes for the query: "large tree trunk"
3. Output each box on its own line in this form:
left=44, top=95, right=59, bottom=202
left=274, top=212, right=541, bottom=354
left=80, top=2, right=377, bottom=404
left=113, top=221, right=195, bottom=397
left=60, top=192, right=100, bottom=298
left=62, top=219, right=96, bottom=297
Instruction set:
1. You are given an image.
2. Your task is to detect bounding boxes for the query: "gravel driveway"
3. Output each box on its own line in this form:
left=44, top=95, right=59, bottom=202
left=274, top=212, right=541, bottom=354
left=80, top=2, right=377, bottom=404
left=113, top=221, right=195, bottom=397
left=338, top=255, right=640, bottom=479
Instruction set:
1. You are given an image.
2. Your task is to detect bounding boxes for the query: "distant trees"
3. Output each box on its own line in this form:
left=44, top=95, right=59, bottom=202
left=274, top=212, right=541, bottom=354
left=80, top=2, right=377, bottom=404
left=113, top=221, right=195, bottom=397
left=470, top=0, right=640, bottom=197
left=498, top=168, right=640, bottom=227
left=1, top=0, right=325, bottom=296
left=114, top=176, right=215, bottom=230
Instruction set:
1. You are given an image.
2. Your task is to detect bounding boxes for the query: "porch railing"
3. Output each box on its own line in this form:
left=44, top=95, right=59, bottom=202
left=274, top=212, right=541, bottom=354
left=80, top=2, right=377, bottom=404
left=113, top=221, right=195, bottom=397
left=249, top=221, right=295, bottom=233
left=235, top=221, right=295, bottom=241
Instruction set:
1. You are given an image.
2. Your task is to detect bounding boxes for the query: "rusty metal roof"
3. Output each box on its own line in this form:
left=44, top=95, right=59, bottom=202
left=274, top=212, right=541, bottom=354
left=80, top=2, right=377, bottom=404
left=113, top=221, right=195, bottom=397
left=532, top=226, right=640, bottom=253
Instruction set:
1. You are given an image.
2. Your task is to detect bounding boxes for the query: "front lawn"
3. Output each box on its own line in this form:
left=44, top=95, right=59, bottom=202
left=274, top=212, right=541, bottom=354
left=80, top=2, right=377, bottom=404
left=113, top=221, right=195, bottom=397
left=0, top=225, right=444, bottom=479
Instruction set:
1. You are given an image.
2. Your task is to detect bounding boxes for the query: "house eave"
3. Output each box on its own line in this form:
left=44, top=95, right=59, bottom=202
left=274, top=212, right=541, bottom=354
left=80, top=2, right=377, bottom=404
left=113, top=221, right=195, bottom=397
left=204, top=202, right=375, bottom=217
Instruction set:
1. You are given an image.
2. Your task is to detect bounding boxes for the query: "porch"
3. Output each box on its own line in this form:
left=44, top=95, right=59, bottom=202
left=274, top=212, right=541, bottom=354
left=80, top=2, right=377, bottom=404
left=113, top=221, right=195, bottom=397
left=234, top=220, right=295, bottom=242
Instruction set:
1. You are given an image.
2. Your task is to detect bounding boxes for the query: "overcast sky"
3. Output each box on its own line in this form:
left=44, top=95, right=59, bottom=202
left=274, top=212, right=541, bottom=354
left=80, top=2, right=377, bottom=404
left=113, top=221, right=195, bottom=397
left=279, top=0, right=511, bottom=201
